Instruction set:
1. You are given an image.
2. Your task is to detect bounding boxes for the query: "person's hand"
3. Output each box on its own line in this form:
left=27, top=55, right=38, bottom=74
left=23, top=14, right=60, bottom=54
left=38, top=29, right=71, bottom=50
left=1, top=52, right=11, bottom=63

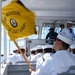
left=29, top=67, right=34, bottom=73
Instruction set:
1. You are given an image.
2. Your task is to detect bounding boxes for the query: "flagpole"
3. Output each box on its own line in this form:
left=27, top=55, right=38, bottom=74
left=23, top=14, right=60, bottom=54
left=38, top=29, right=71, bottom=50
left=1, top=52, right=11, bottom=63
left=13, top=41, right=33, bottom=70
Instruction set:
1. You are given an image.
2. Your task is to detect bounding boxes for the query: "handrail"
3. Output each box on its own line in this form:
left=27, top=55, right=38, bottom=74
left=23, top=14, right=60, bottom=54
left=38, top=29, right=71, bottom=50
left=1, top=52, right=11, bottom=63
left=0, top=56, right=5, bottom=68
left=0, top=56, right=4, bottom=63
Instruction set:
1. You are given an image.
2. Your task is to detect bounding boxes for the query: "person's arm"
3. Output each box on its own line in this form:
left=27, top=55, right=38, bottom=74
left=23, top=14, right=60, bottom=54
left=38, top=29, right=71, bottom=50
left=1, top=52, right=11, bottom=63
left=46, top=33, right=49, bottom=39
left=45, top=33, right=50, bottom=43
left=29, top=57, right=53, bottom=75
left=36, top=57, right=43, bottom=70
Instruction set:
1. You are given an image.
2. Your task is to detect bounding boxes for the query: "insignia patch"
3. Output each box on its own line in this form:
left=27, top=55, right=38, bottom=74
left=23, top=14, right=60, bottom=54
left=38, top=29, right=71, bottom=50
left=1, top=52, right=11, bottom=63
left=10, top=18, right=18, bottom=28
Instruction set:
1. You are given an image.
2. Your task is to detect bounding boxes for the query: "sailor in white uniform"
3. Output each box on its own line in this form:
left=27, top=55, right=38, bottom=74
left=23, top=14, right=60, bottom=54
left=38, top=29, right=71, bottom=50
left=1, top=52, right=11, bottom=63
left=60, top=24, right=71, bottom=40
left=9, top=46, right=27, bottom=65
left=36, top=45, right=53, bottom=70
left=31, top=45, right=43, bottom=62
left=60, top=23, right=75, bottom=40
left=9, top=47, right=20, bottom=65
left=29, top=34, right=75, bottom=75
left=28, top=47, right=37, bottom=61
left=70, top=43, right=75, bottom=57
left=16, top=48, right=26, bottom=62
left=67, top=22, right=75, bottom=40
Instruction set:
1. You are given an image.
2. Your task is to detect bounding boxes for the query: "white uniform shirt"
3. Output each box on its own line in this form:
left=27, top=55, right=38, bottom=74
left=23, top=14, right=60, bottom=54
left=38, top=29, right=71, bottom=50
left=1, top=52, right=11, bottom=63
left=60, top=28, right=71, bottom=38
left=70, top=32, right=75, bottom=40
left=31, top=50, right=75, bottom=75
left=15, top=54, right=28, bottom=65
left=28, top=54, right=36, bottom=61
left=60, top=28, right=75, bottom=40
left=31, top=53, right=43, bottom=61
left=36, top=53, right=53, bottom=70
left=71, top=53, right=75, bottom=57
left=9, top=53, right=28, bottom=65
left=16, top=54, right=25, bottom=61
left=9, top=53, right=19, bottom=65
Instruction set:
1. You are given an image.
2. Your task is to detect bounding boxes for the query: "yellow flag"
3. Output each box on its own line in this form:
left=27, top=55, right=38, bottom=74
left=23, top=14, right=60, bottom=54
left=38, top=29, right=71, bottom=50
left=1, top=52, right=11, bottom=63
left=2, top=0, right=36, bottom=41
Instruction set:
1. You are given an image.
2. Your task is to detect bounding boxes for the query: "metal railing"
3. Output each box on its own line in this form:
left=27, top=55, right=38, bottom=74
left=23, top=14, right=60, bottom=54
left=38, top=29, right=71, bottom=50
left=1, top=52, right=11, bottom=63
left=0, top=56, right=5, bottom=68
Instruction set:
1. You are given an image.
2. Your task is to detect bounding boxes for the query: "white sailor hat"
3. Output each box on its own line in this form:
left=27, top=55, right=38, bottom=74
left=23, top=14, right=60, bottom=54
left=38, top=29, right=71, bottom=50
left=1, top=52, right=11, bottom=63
left=36, top=45, right=43, bottom=50
left=13, top=46, right=25, bottom=51
left=42, top=45, right=53, bottom=49
left=57, top=34, right=72, bottom=45
left=70, top=44, right=75, bottom=49
left=67, top=21, right=72, bottom=24
left=30, top=47, right=37, bottom=52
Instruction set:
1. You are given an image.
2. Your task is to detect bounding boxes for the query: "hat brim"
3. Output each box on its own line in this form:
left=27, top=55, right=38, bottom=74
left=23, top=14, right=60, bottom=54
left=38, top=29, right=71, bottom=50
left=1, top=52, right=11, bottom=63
left=57, top=34, right=72, bottom=45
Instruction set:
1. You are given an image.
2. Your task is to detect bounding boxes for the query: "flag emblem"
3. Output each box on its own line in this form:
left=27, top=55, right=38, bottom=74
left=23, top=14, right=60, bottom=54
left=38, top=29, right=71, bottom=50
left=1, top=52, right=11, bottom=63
left=10, top=18, right=18, bottom=28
